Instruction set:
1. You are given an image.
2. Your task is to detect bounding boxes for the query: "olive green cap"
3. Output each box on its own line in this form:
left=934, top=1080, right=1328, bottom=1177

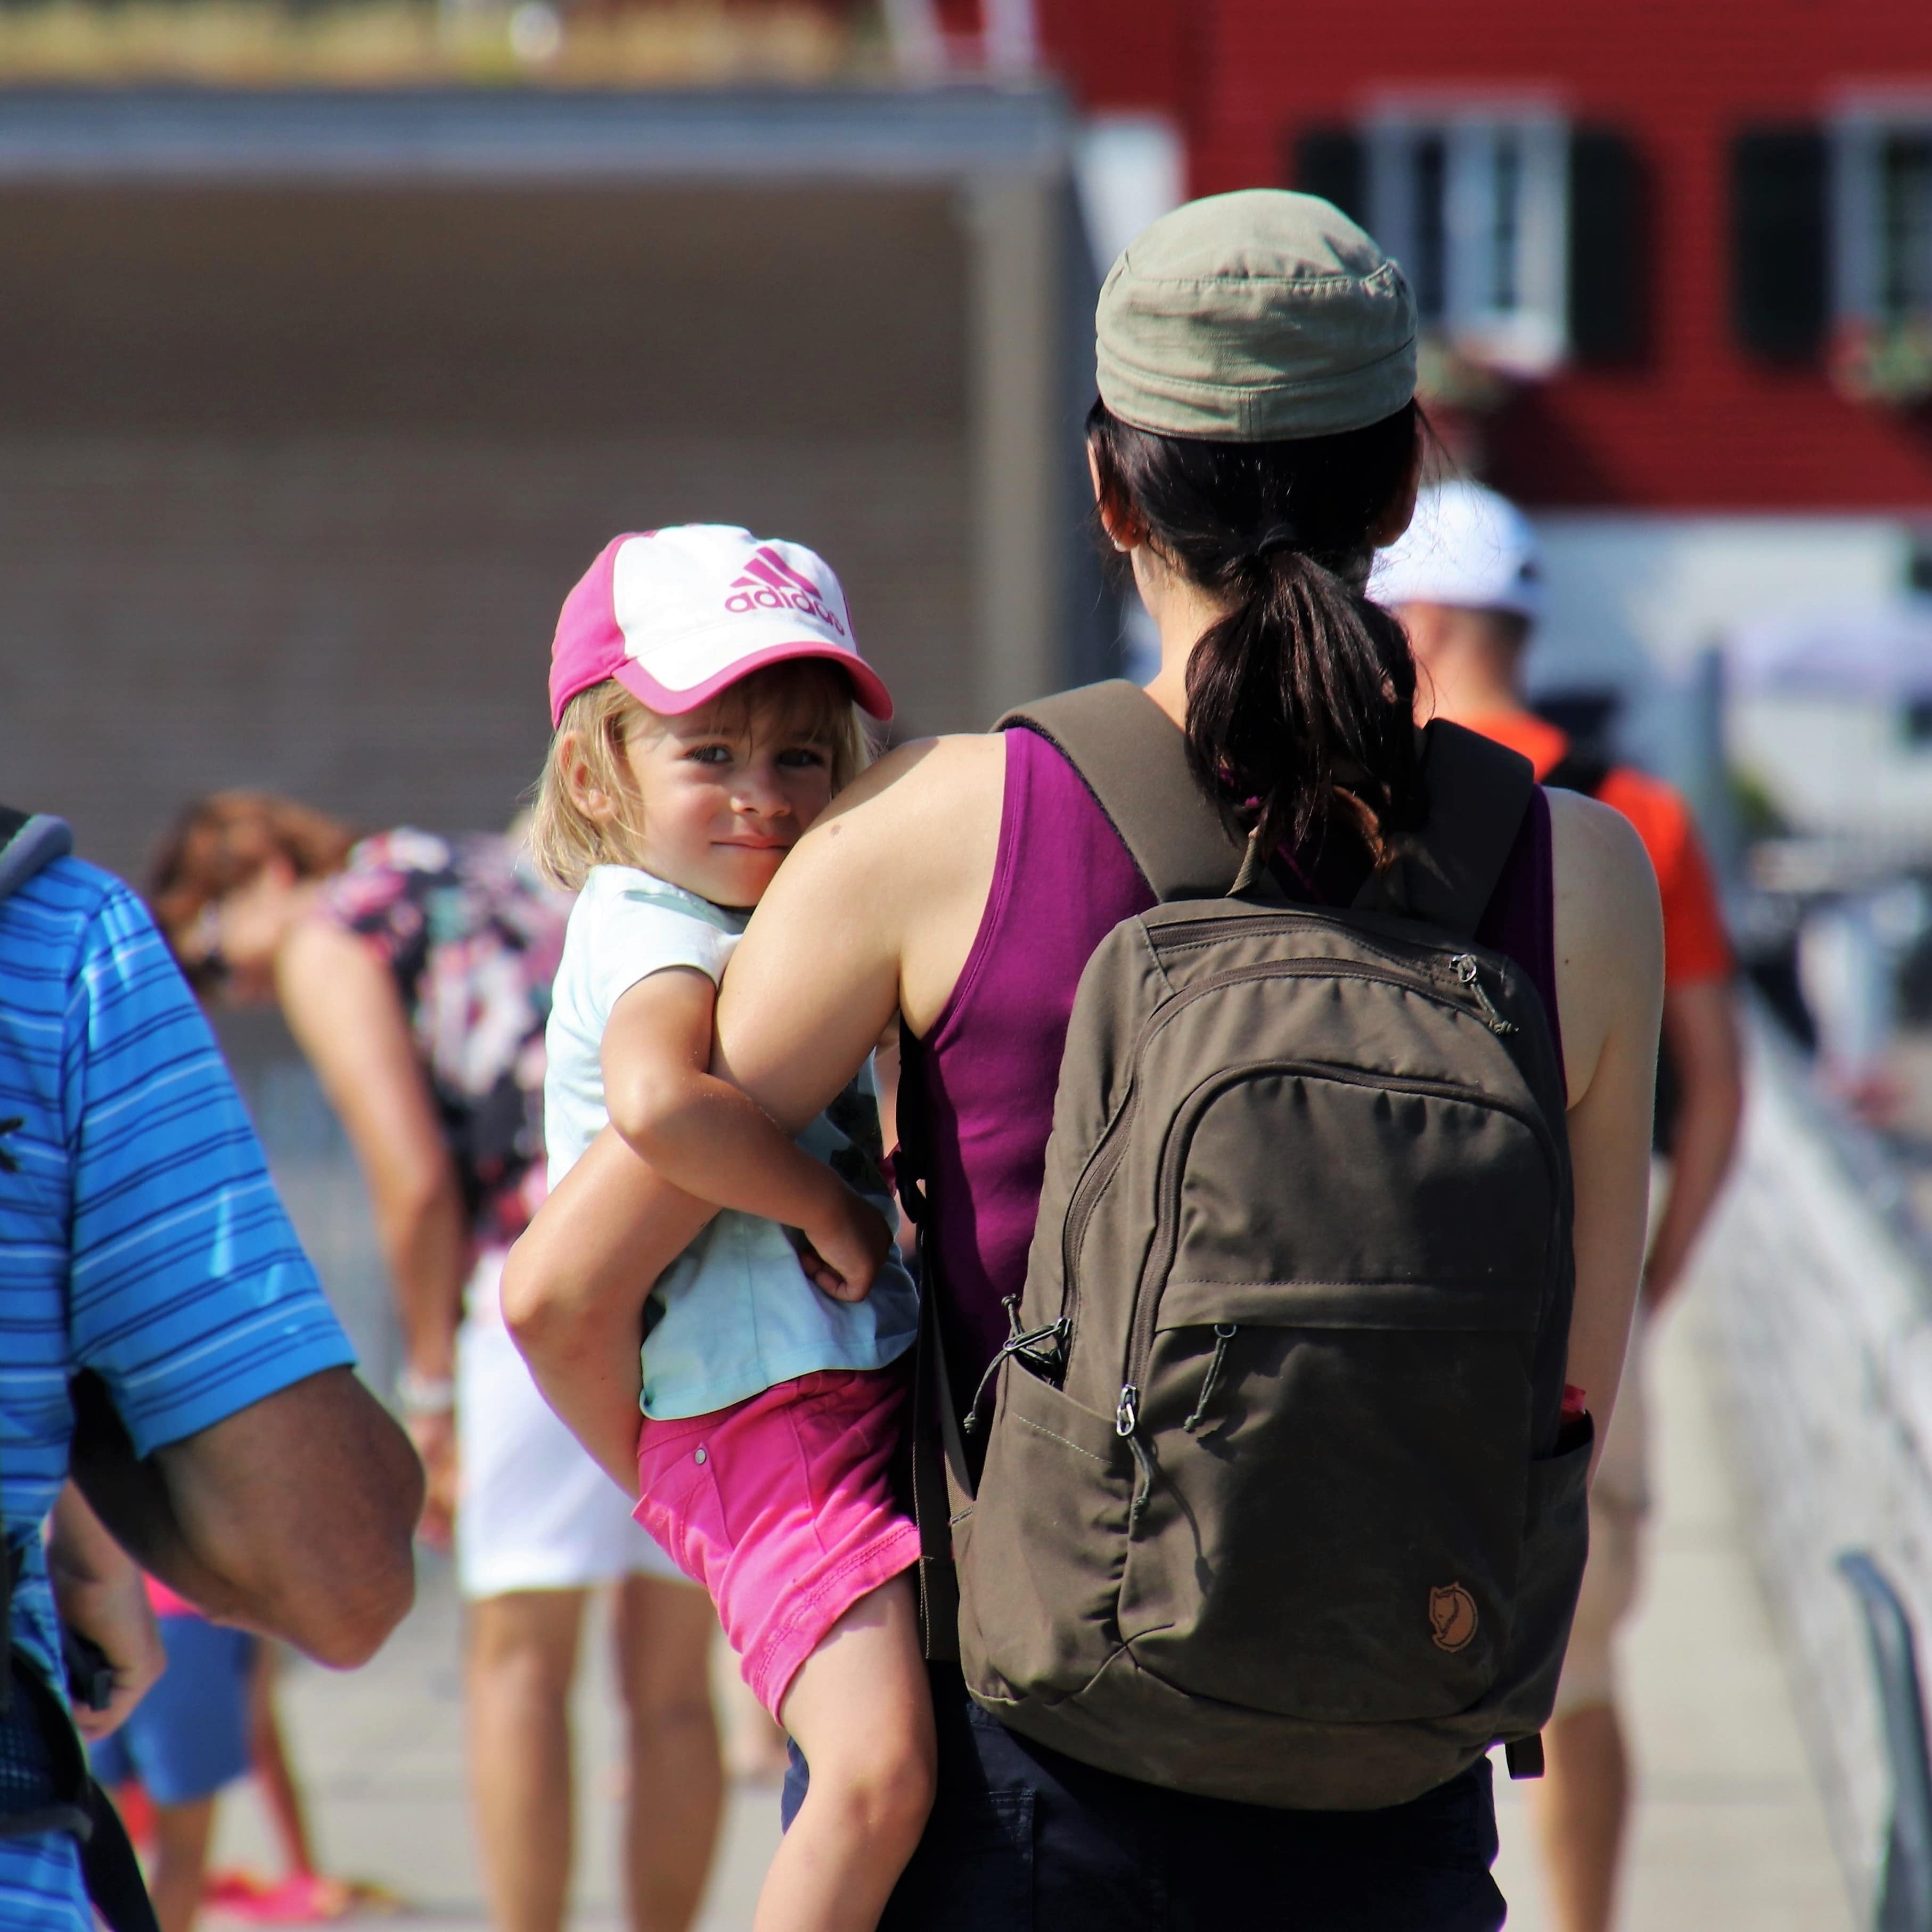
left=1095, top=189, right=1418, bottom=442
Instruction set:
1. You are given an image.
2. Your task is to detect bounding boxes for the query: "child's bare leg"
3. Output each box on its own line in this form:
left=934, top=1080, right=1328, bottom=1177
left=752, top=1575, right=934, bottom=1932
left=148, top=1797, right=216, bottom=1932
left=247, top=1642, right=318, bottom=1878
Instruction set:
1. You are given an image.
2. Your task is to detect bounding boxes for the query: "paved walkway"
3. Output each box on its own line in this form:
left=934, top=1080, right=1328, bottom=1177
left=1491, top=1298, right=1853, bottom=1930
left=203, top=1297, right=1853, bottom=1930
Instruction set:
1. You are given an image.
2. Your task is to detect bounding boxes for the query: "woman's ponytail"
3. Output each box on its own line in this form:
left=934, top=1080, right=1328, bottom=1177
left=1088, top=398, right=1427, bottom=867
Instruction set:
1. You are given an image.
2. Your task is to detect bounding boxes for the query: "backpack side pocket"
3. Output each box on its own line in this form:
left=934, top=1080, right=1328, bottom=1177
left=959, top=1363, right=1134, bottom=1707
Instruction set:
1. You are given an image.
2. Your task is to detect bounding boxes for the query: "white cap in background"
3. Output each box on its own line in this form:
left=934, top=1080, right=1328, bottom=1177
left=1369, top=480, right=1544, bottom=626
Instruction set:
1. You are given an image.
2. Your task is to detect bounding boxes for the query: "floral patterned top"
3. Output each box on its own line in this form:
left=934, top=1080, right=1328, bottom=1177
left=320, top=829, right=572, bottom=1250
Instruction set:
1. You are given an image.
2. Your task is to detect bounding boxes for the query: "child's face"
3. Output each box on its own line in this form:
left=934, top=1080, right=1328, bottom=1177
left=621, top=689, right=840, bottom=908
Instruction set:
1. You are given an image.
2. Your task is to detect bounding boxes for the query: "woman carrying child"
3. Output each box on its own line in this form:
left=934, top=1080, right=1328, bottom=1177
left=510, top=195, right=1665, bottom=1929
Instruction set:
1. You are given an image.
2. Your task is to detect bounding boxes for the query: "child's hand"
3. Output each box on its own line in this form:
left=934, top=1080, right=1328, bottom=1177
left=794, top=1185, right=893, bottom=1303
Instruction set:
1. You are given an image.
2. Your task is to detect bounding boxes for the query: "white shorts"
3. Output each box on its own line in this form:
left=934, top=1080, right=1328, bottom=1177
left=455, top=1252, right=684, bottom=1601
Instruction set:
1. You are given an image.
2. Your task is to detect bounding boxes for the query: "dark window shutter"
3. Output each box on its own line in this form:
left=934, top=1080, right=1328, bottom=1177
left=1731, top=127, right=1830, bottom=363
left=1568, top=128, right=1647, bottom=364
left=1291, top=127, right=1368, bottom=226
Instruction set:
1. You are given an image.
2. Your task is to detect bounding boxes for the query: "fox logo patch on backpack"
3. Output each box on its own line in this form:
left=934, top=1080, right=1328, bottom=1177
left=1429, top=1584, right=1480, bottom=1655
left=912, top=684, right=1592, bottom=1814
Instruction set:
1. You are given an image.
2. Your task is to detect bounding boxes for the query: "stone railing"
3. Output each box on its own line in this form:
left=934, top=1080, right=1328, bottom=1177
left=1696, top=1008, right=1932, bottom=1922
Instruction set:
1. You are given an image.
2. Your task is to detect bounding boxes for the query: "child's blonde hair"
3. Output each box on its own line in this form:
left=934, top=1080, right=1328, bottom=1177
left=529, top=660, right=873, bottom=891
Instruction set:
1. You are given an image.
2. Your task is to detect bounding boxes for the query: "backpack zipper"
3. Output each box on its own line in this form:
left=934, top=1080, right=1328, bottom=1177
left=1060, top=949, right=1519, bottom=1315
left=1149, top=906, right=1516, bottom=994
left=1114, top=1053, right=1564, bottom=1474
left=1452, top=953, right=1517, bottom=1034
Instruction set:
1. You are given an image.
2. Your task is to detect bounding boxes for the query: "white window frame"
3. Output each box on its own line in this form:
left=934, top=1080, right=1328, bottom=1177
left=1365, top=100, right=1569, bottom=377
left=1832, top=100, right=1932, bottom=329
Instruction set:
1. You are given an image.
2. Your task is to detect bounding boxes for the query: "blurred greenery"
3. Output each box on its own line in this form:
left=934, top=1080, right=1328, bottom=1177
left=1731, top=763, right=1791, bottom=842
left=0, top=0, right=877, bottom=86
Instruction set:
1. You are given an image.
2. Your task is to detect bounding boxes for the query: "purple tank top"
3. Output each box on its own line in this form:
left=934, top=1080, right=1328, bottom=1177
left=897, top=725, right=1561, bottom=1394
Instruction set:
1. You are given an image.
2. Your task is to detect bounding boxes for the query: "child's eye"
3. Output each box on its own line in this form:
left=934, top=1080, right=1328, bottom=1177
left=777, top=747, right=828, bottom=769
left=686, top=744, right=733, bottom=766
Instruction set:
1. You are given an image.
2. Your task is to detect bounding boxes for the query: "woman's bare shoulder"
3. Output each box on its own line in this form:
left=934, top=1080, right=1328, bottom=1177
left=1546, top=785, right=1659, bottom=948
left=828, top=731, right=1006, bottom=816
left=1546, top=784, right=1664, bottom=1096
left=724, top=731, right=1008, bottom=1049
left=806, top=732, right=1006, bottom=873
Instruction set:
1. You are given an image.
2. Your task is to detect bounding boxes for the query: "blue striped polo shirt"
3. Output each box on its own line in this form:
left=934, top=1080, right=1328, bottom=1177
left=1, top=854, right=353, bottom=1930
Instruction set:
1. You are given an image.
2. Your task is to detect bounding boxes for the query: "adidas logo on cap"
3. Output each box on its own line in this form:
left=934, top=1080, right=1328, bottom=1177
left=725, top=545, right=847, bottom=637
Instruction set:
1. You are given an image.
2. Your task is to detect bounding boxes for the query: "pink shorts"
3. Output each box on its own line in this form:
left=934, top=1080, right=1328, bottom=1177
left=633, top=1366, right=919, bottom=1718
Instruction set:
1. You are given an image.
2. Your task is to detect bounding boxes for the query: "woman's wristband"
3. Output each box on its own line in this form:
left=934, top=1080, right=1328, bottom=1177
left=396, top=1367, right=456, bottom=1417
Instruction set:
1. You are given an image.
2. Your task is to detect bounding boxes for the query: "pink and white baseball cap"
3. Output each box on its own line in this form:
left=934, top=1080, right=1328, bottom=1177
left=548, top=525, right=894, bottom=728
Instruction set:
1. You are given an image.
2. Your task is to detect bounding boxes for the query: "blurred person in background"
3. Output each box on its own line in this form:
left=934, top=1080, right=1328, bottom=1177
left=148, top=797, right=723, bottom=1932
left=92, top=1595, right=358, bottom=1929
left=88, top=1573, right=258, bottom=1932
left=0, top=801, right=419, bottom=1932
left=1374, top=482, right=1745, bottom=1932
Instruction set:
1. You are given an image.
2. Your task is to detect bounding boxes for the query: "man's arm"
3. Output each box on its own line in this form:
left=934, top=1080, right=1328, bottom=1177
left=68, top=1366, right=421, bottom=1669
left=1646, top=979, right=1745, bottom=1306
left=45, top=1483, right=163, bottom=1741
left=62, top=883, right=422, bottom=1668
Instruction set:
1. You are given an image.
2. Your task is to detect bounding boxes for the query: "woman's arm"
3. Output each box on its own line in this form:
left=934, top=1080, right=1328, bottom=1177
left=1548, top=788, right=1666, bottom=1464
left=276, top=918, right=469, bottom=1540
left=503, top=1127, right=707, bottom=1491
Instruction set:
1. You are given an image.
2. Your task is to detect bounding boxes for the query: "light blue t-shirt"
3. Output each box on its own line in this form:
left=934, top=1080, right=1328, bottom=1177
left=1, top=858, right=355, bottom=1931
left=544, top=864, right=918, bottom=1421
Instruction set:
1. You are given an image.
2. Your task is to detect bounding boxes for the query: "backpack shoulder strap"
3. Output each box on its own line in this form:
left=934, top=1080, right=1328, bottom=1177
left=1355, top=721, right=1535, bottom=936
left=996, top=681, right=1248, bottom=900
left=0, top=807, right=72, bottom=904
left=1000, top=686, right=1535, bottom=934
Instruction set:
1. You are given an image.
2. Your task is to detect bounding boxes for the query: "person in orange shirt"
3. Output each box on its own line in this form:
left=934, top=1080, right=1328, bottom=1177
left=1374, top=481, right=1745, bottom=1932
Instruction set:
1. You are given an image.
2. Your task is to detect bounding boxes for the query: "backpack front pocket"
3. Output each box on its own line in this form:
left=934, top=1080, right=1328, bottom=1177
left=1116, top=1308, right=1535, bottom=1721
left=1109, top=1064, right=1554, bottom=1726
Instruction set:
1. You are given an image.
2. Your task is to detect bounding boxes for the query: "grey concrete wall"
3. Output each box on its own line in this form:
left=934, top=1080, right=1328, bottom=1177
left=0, top=184, right=976, bottom=882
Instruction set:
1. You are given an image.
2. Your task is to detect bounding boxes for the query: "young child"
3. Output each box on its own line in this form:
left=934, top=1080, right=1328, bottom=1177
left=528, top=526, right=933, bottom=1932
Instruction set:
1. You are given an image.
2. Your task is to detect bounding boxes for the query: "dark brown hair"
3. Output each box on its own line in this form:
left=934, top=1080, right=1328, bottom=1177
left=147, top=792, right=357, bottom=963
left=1087, top=397, right=1426, bottom=865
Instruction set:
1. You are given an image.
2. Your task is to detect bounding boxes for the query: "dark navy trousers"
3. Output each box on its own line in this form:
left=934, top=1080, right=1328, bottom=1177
left=781, top=1664, right=1506, bottom=1930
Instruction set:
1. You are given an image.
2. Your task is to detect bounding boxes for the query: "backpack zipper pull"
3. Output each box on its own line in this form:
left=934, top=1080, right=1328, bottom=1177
left=1116, top=1383, right=1155, bottom=1532
left=1183, top=1325, right=1238, bottom=1434
left=1452, top=954, right=1517, bottom=1035
left=963, top=1308, right=1071, bottom=1435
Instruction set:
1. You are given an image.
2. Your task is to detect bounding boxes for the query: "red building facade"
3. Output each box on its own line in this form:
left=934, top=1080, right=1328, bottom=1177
left=1032, top=0, right=1932, bottom=515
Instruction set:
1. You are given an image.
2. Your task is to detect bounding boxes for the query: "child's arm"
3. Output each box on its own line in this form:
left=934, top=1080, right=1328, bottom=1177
left=601, top=967, right=891, bottom=1300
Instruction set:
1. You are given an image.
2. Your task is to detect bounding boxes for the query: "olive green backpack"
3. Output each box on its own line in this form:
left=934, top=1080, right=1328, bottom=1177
left=908, top=682, right=1592, bottom=1812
